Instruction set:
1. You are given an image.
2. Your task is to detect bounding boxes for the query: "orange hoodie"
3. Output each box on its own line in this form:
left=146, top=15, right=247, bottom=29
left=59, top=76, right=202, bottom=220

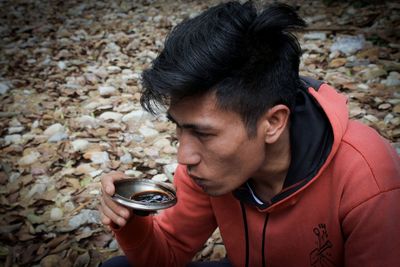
left=112, top=80, right=400, bottom=267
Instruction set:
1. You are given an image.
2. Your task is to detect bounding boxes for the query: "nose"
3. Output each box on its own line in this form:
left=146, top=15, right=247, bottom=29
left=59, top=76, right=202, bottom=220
left=177, top=132, right=201, bottom=166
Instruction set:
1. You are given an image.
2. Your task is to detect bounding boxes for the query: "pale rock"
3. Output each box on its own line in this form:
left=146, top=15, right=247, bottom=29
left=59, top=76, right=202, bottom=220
left=139, top=126, right=159, bottom=139
left=89, top=169, right=103, bottom=178
left=364, top=114, right=379, bottom=123
left=8, top=126, right=24, bottom=134
left=383, top=71, right=400, bottom=87
left=27, top=182, right=47, bottom=198
left=108, top=239, right=119, bottom=250
left=384, top=113, right=394, bottom=124
left=378, top=103, right=391, bottom=110
left=153, top=138, right=170, bottom=148
left=50, top=207, right=63, bottom=221
left=106, top=66, right=122, bottom=74
left=31, top=120, right=40, bottom=129
left=359, top=65, right=387, bottom=80
left=5, top=134, right=22, bottom=145
left=356, top=83, right=369, bottom=91
left=71, top=139, right=90, bottom=152
left=330, top=35, right=365, bottom=55
left=18, top=151, right=41, bottom=166
left=162, top=145, right=177, bottom=154
left=303, top=32, right=327, bottom=41
left=0, top=81, right=10, bottom=95
left=124, top=170, right=143, bottom=178
left=89, top=151, right=110, bottom=164
left=122, top=109, right=145, bottom=121
left=152, top=173, right=168, bottom=182
left=48, top=132, right=68, bottom=142
left=115, top=102, right=135, bottom=113
left=9, top=172, right=21, bottom=183
left=67, top=209, right=101, bottom=231
left=163, top=163, right=178, bottom=182
left=99, top=111, right=123, bottom=122
left=43, top=123, right=65, bottom=137
left=98, top=85, right=117, bottom=96
left=87, top=65, right=108, bottom=79
left=76, top=115, right=99, bottom=129
left=57, top=61, right=67, bottom=70
left=390, top=117, right=400, bottom=126
left=210, top=244, right=226, bottom=261
left=75, top=163, right=97, bottom=175
left=120, top=153, right=133, bottom=164
left=144, top=147, right=159, bottom=158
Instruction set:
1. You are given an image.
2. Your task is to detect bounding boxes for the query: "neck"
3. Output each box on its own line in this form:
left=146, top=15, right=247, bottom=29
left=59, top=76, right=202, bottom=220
left=251, top=127, right=291, bottom=202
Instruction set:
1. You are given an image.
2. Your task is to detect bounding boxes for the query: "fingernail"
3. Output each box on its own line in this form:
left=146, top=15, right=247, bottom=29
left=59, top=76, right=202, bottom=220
left=106, top=186, right=112, bottom=195
left=118, top=218, right=125, bottom=226
left=121, top=210, right=128, bottom=218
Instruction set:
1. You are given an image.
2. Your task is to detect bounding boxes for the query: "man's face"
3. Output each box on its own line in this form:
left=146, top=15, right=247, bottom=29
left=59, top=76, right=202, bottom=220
left=168, top=92, right=268, bottom=196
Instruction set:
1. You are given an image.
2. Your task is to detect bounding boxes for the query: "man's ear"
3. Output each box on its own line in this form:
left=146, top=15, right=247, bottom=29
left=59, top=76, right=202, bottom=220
left=262, top=105, right=290, bottom=144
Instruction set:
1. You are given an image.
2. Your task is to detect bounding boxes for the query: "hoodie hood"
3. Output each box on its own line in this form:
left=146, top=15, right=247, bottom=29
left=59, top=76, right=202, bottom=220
left=234, top=77, right=349, bottom=209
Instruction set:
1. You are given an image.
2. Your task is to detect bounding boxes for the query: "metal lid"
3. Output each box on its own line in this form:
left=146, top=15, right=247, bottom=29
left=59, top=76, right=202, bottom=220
left=111, top=178, right=177, bottom=211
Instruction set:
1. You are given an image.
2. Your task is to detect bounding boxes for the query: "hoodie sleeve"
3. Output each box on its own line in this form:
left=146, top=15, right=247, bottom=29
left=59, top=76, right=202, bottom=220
left=339, top=121, right=400, bottom=267
left=111, top=164, right=217, bottom=267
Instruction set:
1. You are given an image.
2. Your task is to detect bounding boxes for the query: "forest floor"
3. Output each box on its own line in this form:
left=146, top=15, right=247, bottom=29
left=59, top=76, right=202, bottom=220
left=0, top=0, right=399, bottom=266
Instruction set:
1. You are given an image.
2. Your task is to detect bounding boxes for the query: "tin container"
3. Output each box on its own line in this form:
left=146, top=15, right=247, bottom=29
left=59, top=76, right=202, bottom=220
left=112, top=178, right=177, bottom=212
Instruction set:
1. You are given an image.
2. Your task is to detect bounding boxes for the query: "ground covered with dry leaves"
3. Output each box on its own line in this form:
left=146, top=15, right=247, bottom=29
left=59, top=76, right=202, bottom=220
left=0, top=0, right=399, bottom=266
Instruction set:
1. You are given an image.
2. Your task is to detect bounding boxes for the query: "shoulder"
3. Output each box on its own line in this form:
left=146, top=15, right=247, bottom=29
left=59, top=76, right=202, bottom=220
left=339, top=120, right=399, bottom=190
left=330, top=120, right=400, bottom=216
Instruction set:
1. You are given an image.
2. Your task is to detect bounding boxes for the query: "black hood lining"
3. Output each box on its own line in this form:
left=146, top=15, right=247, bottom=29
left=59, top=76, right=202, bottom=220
left=233, top=77, right=333, bottom=208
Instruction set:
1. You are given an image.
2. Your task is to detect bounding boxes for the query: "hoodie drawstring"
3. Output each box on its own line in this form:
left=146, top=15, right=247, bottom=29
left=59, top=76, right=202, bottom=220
left=240, top=202, right=269, bottom=267
left=240, top=202, right=249, bottom=267
left=261, top=213, right=269, bottom=267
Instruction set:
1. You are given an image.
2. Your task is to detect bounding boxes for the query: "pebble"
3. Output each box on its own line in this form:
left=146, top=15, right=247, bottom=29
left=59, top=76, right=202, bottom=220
left=120, top=153, right=133, bottom=164
left=87, top=151, right=110, bottom=164
left=5, top=134, right=22, bottom=145
left=71, top=139, right=90, bottom=152
left=8, top=126, right=24, bottom=134
left=18, top=151, right=41, bottom=166
left=163, top=163, right=178, bottom=182
left=378, top=103, right=391, bottom=110
left=152, top=173, right=168, bottom=182
left=139, top=126, right=159, bottom=139
left=383, top=71, right=400, bottom=87
left=76, top=115, right=100, bottom=129
left=303, top=32, right=327, bottom=41
left=98, top=85, right=117, bottom=96
left=364, top=114, right=379, bottom=123
left=67, top=209, right=101, bottom=231
left=48, top=132, right=68, bottom=143
left=0, top=82, right=10, bottom=95
left=50, top=207, right=64, bottom=221
left=99, top=111, right=123, bottom=122
left=330, top=35, right=365, bottom=55
left=124, top=170, right=143, bottom=178
left=106, top=66, right=122, bottom=74
left=43, top=123, right=66, bottom=137
left=358, top=65, right=387, bottom=80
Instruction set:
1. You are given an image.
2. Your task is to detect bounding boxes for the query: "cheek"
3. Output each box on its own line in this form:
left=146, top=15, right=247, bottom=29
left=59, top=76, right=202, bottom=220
left=205, top=138, right=265, bottom=173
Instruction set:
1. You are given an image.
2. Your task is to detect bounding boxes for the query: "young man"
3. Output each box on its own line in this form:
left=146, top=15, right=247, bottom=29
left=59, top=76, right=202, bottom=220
left=99, top=2, right=400, bottom=267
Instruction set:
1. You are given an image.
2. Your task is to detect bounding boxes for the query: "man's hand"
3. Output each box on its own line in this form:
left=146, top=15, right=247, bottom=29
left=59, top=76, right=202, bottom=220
left=99, top=171, right=132, bottom=228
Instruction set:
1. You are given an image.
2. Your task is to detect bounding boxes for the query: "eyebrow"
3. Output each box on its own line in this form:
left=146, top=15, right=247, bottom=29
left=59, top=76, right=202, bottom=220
left=166, top=112, right=214, bottom=131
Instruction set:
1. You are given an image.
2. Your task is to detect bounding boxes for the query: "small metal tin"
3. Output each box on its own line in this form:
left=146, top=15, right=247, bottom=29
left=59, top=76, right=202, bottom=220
left=112, top=178, right=177, bottom=212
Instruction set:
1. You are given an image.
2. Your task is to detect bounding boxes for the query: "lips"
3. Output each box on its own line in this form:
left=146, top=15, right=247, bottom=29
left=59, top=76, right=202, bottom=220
left=189, top=174, right=207, bottom=188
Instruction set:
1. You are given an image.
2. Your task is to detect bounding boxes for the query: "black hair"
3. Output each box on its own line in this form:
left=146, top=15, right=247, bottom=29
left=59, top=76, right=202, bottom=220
left=140, top=1, right=306, bottom=136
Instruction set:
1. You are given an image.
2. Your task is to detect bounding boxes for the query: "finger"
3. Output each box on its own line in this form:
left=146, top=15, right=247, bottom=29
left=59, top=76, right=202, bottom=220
left=100, top=171, right=128, bottom=196
left=100, top=196, right=128, bottom=227
left=103, top=192, right=131, bottom=219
